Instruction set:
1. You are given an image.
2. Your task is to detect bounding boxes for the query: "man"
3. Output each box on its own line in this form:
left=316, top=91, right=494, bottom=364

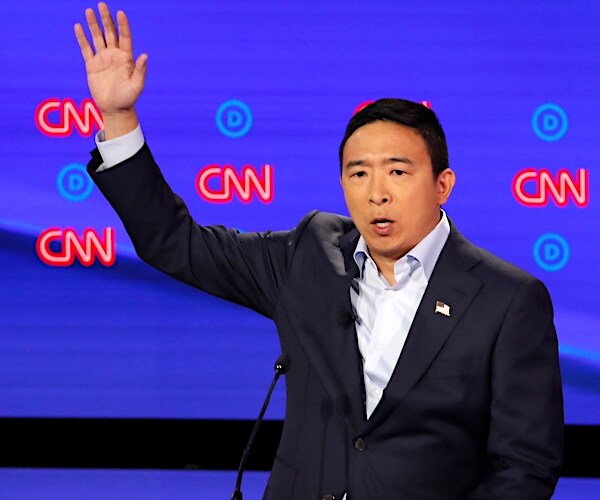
left=75, top=3, right=563, bottom=499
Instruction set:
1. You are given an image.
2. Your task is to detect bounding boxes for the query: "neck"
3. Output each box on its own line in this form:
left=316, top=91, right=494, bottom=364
left=373, top=257, right=397, bottom=286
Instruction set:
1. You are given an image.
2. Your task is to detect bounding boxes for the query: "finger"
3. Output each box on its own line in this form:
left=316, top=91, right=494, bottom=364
left=98, top=2, right=118, bottom=49
left=85, top=6, right=106, bottom=52
left=116, top=10, right=133, bottom=55
left=74, top=23, right=94, bottom=63
left=132, top=53, right=148, bottom=94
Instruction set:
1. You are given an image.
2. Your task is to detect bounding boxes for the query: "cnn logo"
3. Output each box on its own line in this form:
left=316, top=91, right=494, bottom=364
left=35, top=98, right=104, bottom=138
left=512, top=168, right=589, bottom=208
left=196, top=164, right=274, bottom=204
left=36, top=227, right=116, bottom=267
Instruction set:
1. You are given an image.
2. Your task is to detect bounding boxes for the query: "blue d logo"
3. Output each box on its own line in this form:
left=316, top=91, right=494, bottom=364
left=533, top=233, right=570, bottom=272
left=57, top=163, right=93, bottom=202
left=532, top=103, right=568, bottom=142
left=216, top=100, right=253, bottom=138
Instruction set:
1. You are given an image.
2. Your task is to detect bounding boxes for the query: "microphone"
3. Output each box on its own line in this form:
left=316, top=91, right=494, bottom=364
left=231, top=354, right=290, bottom=500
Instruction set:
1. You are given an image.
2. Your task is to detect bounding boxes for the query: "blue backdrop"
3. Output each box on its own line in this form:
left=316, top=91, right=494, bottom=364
left=0, top=0, right=598, bottom=424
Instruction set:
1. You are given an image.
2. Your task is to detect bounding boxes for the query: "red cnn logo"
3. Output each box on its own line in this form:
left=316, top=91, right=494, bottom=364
left=512, top=168, right=589, bottom=208
left=35, top=98, right=104, bottom=138
left=36, top=227, right=116, bottom=267
left=196, top=164, right=274, bottom=203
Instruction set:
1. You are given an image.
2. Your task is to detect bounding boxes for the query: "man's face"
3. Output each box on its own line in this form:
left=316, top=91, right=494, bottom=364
left=341, top=120, right=455, bottom=270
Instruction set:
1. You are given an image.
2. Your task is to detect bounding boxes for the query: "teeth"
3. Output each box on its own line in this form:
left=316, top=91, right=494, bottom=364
left=375, top=222, right=390, bottom=228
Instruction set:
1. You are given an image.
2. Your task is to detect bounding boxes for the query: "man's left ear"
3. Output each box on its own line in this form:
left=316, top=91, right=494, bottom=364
left=436, top=168, right=456, bottom=205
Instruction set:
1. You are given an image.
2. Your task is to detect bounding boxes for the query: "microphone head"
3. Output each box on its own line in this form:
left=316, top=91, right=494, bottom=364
left=274, top=353, right=290, bottom=374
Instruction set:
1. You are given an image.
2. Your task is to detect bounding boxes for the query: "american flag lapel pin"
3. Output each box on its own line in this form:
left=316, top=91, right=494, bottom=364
left=434, top=300, right=451, bottom=317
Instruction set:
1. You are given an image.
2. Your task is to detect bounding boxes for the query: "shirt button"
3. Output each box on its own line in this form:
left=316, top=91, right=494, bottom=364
left=354, top=437, right=367, bottom=451
left=386, top=290, right=394, bottom=297
left=373, top=388, right=382, bottom=398
left=376, top=343, right=384, bottom=352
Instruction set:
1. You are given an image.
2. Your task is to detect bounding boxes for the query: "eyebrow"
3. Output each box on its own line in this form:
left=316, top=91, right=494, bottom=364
left=344, top=156, right=415, bottom=169
left=386, top=156, right=414, bottom=166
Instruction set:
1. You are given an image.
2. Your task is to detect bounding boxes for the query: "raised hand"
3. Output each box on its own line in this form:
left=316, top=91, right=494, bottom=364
left=74, top=2, right=148, bottom=138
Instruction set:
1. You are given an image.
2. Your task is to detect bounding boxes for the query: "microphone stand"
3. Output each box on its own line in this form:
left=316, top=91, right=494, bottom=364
left=231, top=354, right=289, bottom=500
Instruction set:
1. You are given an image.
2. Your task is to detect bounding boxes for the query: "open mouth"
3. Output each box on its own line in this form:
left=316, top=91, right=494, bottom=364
left=371, top=218, right=394, bottom=233
left=372, top=218, right=393, bottom=228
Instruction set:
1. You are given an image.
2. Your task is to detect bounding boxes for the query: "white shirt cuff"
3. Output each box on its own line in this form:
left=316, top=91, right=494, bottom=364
left=94, top=125, right=145, bottom=171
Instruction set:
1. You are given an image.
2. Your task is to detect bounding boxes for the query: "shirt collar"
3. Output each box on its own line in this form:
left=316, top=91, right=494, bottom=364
left=353, top=210, right=450, bottom=282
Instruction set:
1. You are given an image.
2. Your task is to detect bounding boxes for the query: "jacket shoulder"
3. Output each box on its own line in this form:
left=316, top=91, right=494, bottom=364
left=474, top=244, right=538, bottom=285
left=448, top=224, right=543, bottom=290
left=291, top=211, right=354, bottom=244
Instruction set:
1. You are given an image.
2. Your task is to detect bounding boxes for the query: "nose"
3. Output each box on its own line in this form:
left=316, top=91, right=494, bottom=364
left=369, top=175, right=391, bottom=205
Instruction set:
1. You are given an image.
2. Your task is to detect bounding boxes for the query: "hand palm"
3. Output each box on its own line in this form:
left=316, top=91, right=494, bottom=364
left=86, top=47, right=139, bottom=113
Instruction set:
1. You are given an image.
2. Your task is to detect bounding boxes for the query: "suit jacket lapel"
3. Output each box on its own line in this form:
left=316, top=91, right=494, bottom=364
left=335, top=228, right=368, bottom=426
left=362, top=226, right=483, bottom=432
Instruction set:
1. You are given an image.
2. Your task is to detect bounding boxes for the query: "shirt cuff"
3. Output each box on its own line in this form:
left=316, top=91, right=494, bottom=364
left=94, top=125, right=145, bottom=171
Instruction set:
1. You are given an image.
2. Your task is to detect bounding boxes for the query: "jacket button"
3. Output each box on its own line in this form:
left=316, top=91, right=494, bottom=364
left=321, top=495, right=336, bottom=500
left=354, top=437, right=366, bottom=451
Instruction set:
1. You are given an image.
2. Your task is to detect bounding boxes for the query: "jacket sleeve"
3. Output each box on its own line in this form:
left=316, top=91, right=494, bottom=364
left=87, top=143, right=301, bottom=319
left=465, top=277, right=564, bottom=499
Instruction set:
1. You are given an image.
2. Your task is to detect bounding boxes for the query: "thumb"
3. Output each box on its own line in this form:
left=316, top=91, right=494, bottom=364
left=131, top=53, right=148, bottom=94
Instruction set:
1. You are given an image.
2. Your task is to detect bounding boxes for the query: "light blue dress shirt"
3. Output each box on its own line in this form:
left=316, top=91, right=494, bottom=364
left=351, top=212, right=450, bottom=419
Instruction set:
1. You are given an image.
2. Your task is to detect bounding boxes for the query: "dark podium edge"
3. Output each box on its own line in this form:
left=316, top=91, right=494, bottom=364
left=0, top=419, right=598, bottom=478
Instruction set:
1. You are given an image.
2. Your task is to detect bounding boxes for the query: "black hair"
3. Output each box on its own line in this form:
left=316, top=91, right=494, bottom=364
left=339, top=98, right=449, bottom=177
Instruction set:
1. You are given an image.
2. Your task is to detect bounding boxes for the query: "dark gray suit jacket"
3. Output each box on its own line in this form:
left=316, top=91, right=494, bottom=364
left=88, top=144, right=563, bottom=499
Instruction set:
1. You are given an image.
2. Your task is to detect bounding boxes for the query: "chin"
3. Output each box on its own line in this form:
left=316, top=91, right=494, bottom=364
left=373, top=246, right=403, bottom=259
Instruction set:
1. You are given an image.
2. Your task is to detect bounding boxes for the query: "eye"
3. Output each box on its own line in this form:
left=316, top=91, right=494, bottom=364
left=352, top=170, right=367, bottom=178
left=391, top=169, right=405, bottom=176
